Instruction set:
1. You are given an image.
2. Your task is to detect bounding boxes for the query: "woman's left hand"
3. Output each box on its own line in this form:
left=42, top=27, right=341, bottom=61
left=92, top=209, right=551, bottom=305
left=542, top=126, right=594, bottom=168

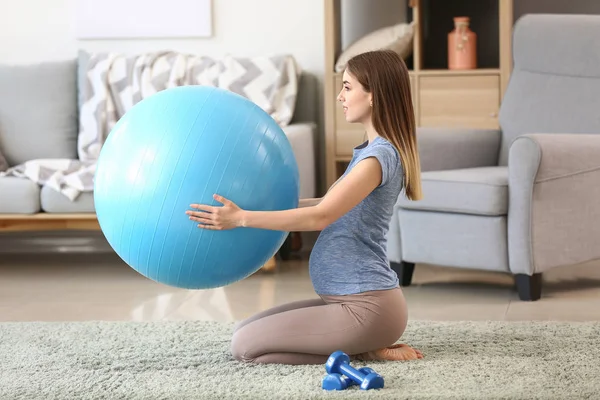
left=186, top=194, right=245, bottom=230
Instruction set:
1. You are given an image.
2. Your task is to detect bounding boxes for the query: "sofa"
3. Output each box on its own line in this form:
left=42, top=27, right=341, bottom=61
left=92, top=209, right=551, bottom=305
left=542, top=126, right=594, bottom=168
left=0, top=51, right=318, bottom=251
left=387, top=14, right=600, bottom=301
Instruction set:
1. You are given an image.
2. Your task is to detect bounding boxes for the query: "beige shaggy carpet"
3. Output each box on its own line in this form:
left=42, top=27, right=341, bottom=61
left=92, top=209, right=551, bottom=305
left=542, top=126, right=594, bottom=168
left=1, top=320, right=598, bottom=399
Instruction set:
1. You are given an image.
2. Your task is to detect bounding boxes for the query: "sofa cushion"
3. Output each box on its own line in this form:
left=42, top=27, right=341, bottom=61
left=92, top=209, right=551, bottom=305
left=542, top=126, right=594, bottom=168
left=397, top=166, right=508, bottom=216
left=0, top=149, right=7, bottom=172
left=77, top=50, right=91, bottom=113
left=0, top=177, right=41, bottom=213
left=398, top=210, right=509, bottom=272
left=0, top=60, right=78, bottom=166
left=41, top=186, right=95, bottom=213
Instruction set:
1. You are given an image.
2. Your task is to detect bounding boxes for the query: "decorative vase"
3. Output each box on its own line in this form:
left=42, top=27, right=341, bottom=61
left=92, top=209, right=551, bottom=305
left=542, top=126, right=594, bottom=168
left=448, top=17, right=477, bottom=70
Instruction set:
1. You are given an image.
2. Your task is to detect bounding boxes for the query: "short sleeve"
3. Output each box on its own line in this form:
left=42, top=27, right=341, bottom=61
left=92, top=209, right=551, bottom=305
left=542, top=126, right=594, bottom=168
left=355, top=143, right=399, bottom=187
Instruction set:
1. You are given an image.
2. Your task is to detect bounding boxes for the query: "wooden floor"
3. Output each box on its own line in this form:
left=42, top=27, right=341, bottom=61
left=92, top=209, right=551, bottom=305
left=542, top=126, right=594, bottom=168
left=1, top=248, right=600, bottom=323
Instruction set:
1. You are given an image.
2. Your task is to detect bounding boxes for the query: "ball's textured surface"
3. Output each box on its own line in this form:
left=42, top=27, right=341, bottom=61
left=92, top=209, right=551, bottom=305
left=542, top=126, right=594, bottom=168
left=94, top=86, right=299, bottom=289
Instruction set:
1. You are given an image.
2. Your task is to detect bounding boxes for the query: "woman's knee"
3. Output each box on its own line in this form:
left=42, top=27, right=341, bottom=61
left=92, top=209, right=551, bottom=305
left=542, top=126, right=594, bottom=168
left=230, top=331, right=255, bottom=362
left=383, top=310, right=408, bottom=345
left=232, top=320, right=244, bottom=334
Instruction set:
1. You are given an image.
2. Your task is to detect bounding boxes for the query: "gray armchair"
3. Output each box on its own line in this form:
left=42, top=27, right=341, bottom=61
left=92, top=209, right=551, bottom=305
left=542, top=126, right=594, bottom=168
left=387, top=14, right=600, bottom=301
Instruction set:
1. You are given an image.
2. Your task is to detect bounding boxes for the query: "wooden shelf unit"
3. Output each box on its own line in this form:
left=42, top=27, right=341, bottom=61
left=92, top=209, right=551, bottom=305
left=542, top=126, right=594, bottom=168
left=323, top=0, right=514, bottom=188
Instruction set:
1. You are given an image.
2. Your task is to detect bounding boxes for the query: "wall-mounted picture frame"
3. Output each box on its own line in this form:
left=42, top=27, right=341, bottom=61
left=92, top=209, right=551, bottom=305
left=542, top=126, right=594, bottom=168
left=74, top=0, right=213, bottom=39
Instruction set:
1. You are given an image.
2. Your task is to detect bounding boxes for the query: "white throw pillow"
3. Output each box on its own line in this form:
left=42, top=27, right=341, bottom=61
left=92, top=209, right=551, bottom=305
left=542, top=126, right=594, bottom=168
left=335, top=22, right=415, bottom=73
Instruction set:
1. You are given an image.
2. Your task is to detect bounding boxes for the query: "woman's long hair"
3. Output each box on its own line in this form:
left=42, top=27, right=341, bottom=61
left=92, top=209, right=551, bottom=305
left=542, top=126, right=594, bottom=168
left=346, top=50, right=422, bottom=201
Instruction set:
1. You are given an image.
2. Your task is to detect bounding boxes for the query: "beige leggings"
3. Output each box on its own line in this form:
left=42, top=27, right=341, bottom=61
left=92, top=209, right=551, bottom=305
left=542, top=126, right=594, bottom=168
left=230, top=287, right=408, bottom=365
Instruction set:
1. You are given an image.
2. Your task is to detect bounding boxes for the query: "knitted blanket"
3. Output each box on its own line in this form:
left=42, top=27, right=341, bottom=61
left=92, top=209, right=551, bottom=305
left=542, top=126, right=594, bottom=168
left=0, top=51, right=300, bottom=200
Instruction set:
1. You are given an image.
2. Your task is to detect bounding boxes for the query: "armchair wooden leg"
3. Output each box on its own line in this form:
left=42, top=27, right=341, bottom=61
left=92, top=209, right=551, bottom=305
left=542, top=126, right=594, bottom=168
left=514, top=273, right=542, bottom=301
left=391, top=261, right=415, bottom=286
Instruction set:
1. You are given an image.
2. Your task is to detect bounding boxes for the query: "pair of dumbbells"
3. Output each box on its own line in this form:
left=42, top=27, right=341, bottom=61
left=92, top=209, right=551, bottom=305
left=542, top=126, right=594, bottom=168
left=321, top=351, right=384, bottom=391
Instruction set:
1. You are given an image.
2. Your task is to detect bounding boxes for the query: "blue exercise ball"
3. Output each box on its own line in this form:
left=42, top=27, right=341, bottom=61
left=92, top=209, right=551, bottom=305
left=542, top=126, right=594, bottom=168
left=94, top=86, right=299, bottom=289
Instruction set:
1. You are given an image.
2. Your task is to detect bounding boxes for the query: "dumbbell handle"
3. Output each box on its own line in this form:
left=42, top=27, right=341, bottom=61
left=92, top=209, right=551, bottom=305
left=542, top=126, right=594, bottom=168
left=338, top=363, right=367, bottom=384
left=322, top=367, right=377, bottom=391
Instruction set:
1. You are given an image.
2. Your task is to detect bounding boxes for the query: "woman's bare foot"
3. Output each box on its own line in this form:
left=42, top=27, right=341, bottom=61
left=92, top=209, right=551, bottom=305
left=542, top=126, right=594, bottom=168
left=373, top=344, right=424, bottom=361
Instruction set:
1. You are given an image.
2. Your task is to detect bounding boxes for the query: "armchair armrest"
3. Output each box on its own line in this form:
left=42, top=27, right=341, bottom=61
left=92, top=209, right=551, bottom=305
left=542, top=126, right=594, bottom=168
left=416, top=127, right=502, bottom=172
left=508, top=133, right=600, bottom=275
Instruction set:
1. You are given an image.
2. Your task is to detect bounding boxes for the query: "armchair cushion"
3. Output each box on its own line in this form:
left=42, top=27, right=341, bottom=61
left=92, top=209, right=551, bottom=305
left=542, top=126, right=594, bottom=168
left=398, top=166, right=508, bottom=216
left=497, top=15, right=600, bottom=165
left=416, top=127, right=501, bottom=172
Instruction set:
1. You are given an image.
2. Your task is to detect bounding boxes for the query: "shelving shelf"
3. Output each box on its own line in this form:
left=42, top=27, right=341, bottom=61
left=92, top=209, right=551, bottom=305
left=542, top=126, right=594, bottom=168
left=323, top=0, right=514, bottom=188
left=415, top=68, right=501, bottom=76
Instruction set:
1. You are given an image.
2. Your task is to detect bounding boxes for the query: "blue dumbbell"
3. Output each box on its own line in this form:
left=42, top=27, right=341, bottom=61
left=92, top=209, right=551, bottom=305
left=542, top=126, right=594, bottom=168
left=322, top=373, right=354, bottom=390
left=324, top=351, right=384, bottom=390
left=322, top=367, right=379, bottom=391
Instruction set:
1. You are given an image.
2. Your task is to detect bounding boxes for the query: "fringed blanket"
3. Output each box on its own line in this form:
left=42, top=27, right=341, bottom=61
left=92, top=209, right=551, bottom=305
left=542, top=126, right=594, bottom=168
left=0, top=51, right=300, bottom=200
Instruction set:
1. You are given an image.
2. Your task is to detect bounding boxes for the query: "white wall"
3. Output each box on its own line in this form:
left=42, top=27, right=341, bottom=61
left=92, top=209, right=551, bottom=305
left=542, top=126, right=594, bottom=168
left=0, top=0, right=324, bottom=78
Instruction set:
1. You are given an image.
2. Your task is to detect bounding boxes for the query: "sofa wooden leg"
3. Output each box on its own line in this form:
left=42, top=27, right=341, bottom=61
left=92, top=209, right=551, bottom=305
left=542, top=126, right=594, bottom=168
left=290, top=232, right=303, bottom=252
left=260, top=256, right=277, bottom=273
left=391, top=261, right=415, bottom=286
left=278, top=234, right=293, bottom=261
left=515, top=273, right=542, bottom=301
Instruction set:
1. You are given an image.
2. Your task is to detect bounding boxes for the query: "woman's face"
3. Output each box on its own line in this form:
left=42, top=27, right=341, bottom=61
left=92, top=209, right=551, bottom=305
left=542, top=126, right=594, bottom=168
left=337, top=69, right=372, bottom=124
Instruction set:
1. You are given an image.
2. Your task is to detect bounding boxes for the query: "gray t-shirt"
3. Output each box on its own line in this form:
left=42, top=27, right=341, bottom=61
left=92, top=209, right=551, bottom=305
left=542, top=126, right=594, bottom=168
left=309, top=136, right=403, bottom=295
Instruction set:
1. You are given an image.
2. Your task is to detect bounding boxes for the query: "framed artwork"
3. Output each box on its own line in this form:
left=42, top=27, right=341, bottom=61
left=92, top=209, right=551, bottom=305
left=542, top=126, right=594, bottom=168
left=74, top=0, right=213, bottom=39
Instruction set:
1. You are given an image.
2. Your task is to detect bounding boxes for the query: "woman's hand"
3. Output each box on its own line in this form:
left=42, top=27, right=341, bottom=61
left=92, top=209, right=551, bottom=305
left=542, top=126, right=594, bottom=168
left=186, top=194, right=245, bottom=230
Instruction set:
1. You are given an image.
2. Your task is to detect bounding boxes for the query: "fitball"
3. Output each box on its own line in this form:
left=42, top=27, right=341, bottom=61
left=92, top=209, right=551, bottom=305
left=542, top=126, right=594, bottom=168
left=94, top=86, right=299, bottom=289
